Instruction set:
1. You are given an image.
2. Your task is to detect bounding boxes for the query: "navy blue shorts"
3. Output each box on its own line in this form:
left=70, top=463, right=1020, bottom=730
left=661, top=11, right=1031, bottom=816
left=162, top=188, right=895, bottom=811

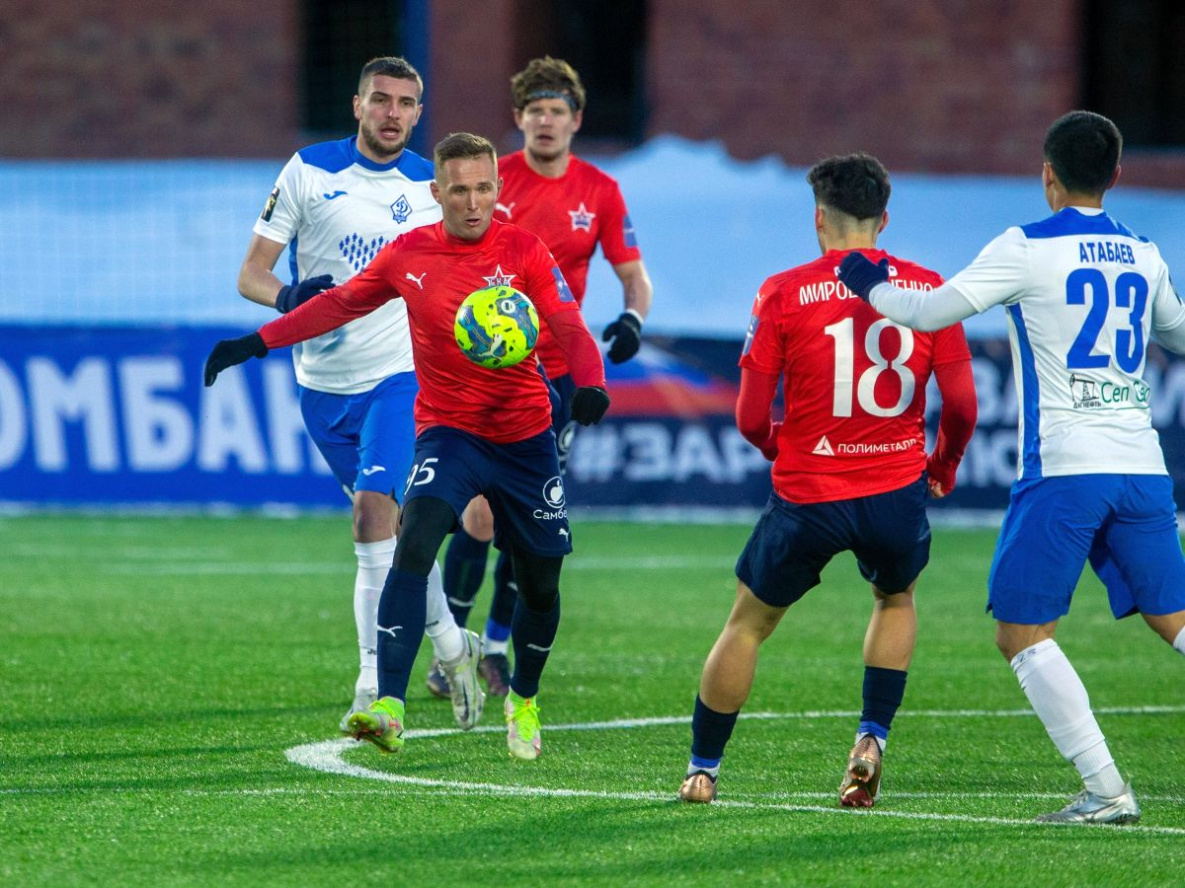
left=299, top=371, right=418, bottom=502
left=736, top=476, right=931, bottom=608
left=989, top=474, right=1185, bottom=623
left=548, top=373, right=577, bottom=471
left=403, top=425, right=572, bottom=558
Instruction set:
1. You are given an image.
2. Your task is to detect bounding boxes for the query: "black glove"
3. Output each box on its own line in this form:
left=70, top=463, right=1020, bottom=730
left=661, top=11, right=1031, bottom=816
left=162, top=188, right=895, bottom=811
left=601, top=310, right=643, bottom=364
left=837, top=254, right=890, bottom=301
left=204, top=332, right=269, bottom=386
left=275, top=274, right=334, bottom=313
left=569, top=386, right=610, bottom=425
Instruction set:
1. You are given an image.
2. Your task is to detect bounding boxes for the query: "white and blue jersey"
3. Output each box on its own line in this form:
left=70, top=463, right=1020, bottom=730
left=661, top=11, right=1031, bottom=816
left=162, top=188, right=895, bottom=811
left=254, top=137, right=441, bottom=395
left=866, top=204, right=1185, bottom=622
left=945, top=207, right=1185, bottom=480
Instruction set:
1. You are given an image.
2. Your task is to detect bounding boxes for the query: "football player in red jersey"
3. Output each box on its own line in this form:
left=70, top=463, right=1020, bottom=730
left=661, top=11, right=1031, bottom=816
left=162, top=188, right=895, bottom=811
left=204, top=133, right=610, bottom=761
left=435, top=57, right=654, bottom=701
left=676, top=154, right=978, bottom=805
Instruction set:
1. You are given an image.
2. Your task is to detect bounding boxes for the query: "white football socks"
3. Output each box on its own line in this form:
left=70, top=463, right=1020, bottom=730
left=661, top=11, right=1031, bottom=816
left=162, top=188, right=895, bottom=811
left=425, top=561, right=465, bottom=663
left=1010, top=638, right=1126, bottom=799
left=353, top=538, right=396, bottom=695
left=1174, top=625, right=1185, bottom=657
left=482, top=637, right=510, bottom=657
left=855, top=731, right=887, bottom=754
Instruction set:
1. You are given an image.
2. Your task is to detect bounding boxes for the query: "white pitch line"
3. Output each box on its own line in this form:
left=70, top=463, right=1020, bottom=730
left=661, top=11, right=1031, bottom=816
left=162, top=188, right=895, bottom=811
left=3, top=785, right=1182, bottom=806
left=394, top=705, right=1185, bottom=740
left=285, top=738, right=1185, bottom=836
left=95, top=555, right=738, bottom=575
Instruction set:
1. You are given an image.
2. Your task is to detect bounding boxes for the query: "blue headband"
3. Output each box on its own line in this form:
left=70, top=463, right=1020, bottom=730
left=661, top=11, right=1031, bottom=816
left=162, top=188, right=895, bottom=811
left=524, top=89, right=578, bottom=111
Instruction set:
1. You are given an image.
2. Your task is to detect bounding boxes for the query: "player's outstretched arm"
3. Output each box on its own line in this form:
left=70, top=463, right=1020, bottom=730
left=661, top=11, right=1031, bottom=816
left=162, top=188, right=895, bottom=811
left=927, top=359, right=977, bottom=498
left=547, top=309, right=611, bottom=425
left=205, top=333, right=269, bottom=386
left=838, top=253, right=980, bottom=332
left=837, top=254, right=890, bottom=300
left=736, top=368, right=781, bottom=461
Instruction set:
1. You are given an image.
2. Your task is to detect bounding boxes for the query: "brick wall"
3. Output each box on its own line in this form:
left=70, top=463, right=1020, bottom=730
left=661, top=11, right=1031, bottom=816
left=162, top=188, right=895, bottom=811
left=0, top=0, right=297, bottom=158
left=427, top=0, right=520, bottom=152
left=644, top=0, right=1182, bottom=187
left=647, top=0, right=1079, bottom=174
left=1, top=0, right=1180, bottom=186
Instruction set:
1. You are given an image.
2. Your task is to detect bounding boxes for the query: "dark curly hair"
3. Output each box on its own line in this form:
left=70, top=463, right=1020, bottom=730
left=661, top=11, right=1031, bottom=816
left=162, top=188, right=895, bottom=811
left=510, top=57, right=586, bottom=111
left=807, top=153, right=891, bottom=221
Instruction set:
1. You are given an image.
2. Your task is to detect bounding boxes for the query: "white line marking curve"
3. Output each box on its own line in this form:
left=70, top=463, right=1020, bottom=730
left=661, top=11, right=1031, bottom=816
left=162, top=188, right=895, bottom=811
left=286, top=709, right=1185, bottom=836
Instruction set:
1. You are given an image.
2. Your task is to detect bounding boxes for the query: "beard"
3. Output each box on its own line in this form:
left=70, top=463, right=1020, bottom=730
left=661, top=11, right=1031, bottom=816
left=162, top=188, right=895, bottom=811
left=360, top=124, right=410, bottom=161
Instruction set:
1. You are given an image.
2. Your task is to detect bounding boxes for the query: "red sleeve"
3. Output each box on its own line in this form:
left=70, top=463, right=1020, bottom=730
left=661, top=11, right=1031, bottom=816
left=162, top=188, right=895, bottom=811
left=737, top=281, right=784, bottom=376
left=736, top=367, right=781, bottom=460
left=929, top=318, right=973, bottom=366
left=520, top=233, right=582, bottom=320
left=597, top=181, right=642, bottom=266
left=927, top=357, right=977, bottom=491
left=259, top=246, right=400, bottom=348
left=545, top=310, right=606, bottom=389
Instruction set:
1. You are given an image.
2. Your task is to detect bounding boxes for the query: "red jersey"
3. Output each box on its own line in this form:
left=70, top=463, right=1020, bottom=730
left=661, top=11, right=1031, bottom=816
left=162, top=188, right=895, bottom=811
left=260, top=220, right=599, bottom=444
left=741, top=249, right=971, bottom=503
left=496, top=151, right=642, bottom=378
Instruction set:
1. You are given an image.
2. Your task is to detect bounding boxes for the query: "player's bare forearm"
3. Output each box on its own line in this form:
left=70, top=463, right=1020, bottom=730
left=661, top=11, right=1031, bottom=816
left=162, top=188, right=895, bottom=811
left=614, top=260, right=653, bottom=319
left=238, top=234, right=288, bottom=308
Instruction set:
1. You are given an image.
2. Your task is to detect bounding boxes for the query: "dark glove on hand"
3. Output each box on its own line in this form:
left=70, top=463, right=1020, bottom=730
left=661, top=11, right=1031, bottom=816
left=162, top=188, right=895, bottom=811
left=837, top=255, right=890, bottom=302
left=204, top=332, right=268, bottom=386
left=602, top=311, right=643, bottom=364
left=275, top=274, right=334, bottom=313
left=570, top=386, right=611, bottom=425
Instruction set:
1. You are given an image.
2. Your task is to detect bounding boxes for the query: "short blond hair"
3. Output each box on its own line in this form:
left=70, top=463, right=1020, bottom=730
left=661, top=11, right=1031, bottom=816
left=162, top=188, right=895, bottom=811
left=433, top=133, right=497, bottom=180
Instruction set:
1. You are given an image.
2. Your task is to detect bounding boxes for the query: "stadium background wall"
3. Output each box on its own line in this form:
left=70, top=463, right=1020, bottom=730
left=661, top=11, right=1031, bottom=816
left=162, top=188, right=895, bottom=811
left=2, top=2, right=1184, bottom=513
left=2, top=0, right=1183, bottom=186
left=7, top=326, right=1185, bottom=514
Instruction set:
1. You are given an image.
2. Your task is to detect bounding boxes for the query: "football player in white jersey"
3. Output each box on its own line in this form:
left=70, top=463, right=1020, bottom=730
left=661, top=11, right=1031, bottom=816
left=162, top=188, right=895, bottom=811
left=236, top=57, right=483, bottom=734
left=839, top=111, right=1185, bottom=825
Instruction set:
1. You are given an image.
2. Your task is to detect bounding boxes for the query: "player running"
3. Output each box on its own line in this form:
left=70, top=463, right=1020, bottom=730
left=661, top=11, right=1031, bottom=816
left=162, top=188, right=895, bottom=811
left=431, top=57, right=653, bottom=701
left=206, top=132, right=610, bottom=761
left=840, top=111, right=1185, bottom=824
left=236, top=57, right=482, bottom=734
left=678, top=154, right=977, bottom=806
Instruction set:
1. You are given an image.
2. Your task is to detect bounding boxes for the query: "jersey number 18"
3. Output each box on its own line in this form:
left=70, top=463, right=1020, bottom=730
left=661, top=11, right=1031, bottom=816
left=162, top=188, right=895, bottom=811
left=824, top=318, right=916, bottom=418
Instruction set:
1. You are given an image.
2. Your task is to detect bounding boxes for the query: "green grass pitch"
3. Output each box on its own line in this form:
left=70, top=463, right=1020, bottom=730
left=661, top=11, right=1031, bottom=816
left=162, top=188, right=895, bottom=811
left=2, top=514, right=1184, bottom=886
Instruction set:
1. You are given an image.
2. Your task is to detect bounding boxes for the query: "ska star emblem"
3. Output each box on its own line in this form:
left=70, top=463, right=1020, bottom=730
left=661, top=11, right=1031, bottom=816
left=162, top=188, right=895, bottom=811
left=568, top=202, right=595, bottom=232
left=483, top=265, right=517, bottom=287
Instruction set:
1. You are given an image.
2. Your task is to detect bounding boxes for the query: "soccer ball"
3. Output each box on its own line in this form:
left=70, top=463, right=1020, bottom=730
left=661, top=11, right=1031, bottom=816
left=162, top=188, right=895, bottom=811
left=454, top=286, right=540, bottom=369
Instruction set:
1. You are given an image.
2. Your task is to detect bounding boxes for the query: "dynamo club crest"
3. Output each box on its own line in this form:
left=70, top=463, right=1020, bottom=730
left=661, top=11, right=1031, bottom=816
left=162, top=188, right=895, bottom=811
left=391, top=194, right=412, bottom=223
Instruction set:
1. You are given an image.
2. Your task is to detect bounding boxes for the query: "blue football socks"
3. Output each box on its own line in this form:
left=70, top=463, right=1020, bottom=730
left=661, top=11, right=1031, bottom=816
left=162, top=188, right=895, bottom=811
left=860, top=665, right=908, bottom=745
left=689, top=695, right=739, bottom=769
left=442, top=529, right=490, bottom=628
left=509, top=594, right=560, bottom=699
left=375, top=568, right=428, bottom=701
